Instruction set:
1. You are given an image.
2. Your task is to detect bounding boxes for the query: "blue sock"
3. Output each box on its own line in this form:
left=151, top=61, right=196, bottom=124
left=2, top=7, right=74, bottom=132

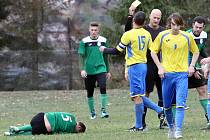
left=175, top=107, right=184, bottom=131
left=208, top=99, right=210, bottom=122
left=134, top=103, right=144, bottom=129
left=142, top=96, right=162, bottom=113
left=165, top=108, right=174, bottom=129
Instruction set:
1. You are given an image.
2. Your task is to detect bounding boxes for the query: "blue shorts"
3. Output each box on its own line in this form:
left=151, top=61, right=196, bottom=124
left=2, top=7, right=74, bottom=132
left=128, top=63, right=147, bottom=97
left=208, top=74, right=210, bottom=94
left=162, top=72, right=188, bottom=109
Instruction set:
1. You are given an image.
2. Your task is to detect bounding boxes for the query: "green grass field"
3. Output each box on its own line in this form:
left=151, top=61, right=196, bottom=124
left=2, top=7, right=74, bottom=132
left=0, top=89, right=210, bottom=140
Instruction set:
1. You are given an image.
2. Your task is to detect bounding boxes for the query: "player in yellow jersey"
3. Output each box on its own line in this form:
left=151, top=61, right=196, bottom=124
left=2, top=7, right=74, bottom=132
left=100, top=11, right=164, bottom=131
left=150, top=13, right=199, bottom=139
left=125, top=6, right=166, bottom=129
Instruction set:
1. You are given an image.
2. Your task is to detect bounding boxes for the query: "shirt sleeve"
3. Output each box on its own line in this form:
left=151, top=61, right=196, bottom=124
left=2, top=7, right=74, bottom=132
left=116, top=32, right=130, bottom=52
left=189, top=35, right=199, bottom=53
left=104, top=40, right=109, bottom=72
left=78, top=40, right=85, bottom=55
left=78, top=40, right=85, bottom=70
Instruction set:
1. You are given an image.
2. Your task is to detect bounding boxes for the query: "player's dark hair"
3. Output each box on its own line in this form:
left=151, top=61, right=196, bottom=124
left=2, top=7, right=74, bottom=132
left=166, top=13, right=185, bottom=29
left=77, top=122, right=86, bottom=133
left=193, top=16, right=206, bottom=25
left=89, top=21, right=100, bottom=27
left=133, top=11, right=145, bottom=26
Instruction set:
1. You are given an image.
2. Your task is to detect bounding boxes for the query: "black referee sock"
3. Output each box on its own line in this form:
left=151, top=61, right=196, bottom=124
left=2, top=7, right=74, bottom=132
left=142, top=106, right=147, bottom=127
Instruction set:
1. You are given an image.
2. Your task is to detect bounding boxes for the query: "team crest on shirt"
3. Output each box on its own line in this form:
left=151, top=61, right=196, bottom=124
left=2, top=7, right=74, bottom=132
left=174, top=44, right=177, bottom=50
left=97, top=41, right=101, bottom=46
left=200, top=39, right=203, bottom=44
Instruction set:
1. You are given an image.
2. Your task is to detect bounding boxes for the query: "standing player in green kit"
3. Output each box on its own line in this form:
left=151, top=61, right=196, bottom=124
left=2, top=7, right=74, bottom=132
left=4, top=112, right=86, bottom=136
left=78, top=22, right=111, bottom=119
left=187, top=16, right=209, bottom=122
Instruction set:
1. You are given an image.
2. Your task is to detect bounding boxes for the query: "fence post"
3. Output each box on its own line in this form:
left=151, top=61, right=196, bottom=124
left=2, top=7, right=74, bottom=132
left=67, top=17, right=72, bottom=90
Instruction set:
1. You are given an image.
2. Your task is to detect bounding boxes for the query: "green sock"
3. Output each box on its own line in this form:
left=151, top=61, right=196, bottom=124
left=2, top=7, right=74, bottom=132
left=88, top=97, right=95, bottom=113
left=10, top=131, right=32, bottom=136
left=9, top=125, right=32, bottom=136
left=100, top=94, right=108, bottom=111
left=200, top=99, right=208, bottom=113
left=172, top=105, right=176, bottom=122
left=18, top=125, right=32, bottom=131
left=17, top=131, right=32, bottom=136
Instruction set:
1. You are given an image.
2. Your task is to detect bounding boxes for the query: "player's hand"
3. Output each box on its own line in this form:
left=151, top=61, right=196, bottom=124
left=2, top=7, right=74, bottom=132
left=194, top=71, right=202, bottom=79
left=201, top=58, right=210, bottom=65
left=99, top=46, right=106, bottom=52
left=80, top=70, right=87, bottom=78
left=129, top=5, right=136, bottom=15
left=106, top=72, right=111, bottom=80
left=188, top=65, right=195, bottom=77
left=158, top=65, right=165, bottom=78
left=202, top=64, right=209, bottom=79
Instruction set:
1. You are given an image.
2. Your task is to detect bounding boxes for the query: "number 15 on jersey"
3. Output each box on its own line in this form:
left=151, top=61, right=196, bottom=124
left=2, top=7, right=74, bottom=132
left=138, top=36, right=145, bottom=50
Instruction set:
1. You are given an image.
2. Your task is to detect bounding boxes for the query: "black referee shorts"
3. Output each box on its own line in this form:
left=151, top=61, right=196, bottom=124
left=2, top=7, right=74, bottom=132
left=146, top=62, right=161, bottom=93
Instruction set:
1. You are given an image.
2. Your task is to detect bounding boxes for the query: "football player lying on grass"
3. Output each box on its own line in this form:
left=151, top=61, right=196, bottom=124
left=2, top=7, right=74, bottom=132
left=4, top=112, right=86, bottom=136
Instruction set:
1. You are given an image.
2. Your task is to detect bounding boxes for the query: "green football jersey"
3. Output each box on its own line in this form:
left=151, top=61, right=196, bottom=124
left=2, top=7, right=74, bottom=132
left=78, top=36, right=109, bottom=75
left=45, top=112, right=77, bottom=133
left=187, top=29, right=208, bottom=68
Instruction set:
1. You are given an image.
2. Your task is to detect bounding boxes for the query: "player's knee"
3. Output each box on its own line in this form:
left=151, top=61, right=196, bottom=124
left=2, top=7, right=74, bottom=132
left=145, top=92, right=150, bottom=97
left=87, top=88, right=94, bottom=97
left=197, top=86, right=207, bottom=95
left=100, top=87, right=106, bottom=94
left=132, top=96, right=142, bottom=104
left=87, top=91, right=94, bottom=98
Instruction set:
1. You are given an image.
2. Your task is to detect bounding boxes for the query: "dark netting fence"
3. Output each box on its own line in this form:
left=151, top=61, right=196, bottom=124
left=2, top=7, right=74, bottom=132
left=0, top=49, right=127, bottom=91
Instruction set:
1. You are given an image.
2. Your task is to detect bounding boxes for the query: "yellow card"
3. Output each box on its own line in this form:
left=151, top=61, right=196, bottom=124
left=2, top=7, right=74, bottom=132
left=131, top=0, right=141, bottom=8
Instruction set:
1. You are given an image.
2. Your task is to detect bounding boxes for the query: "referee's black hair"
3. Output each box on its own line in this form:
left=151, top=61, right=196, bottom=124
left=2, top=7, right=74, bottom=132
left=133, top=11, right=145, bottom=26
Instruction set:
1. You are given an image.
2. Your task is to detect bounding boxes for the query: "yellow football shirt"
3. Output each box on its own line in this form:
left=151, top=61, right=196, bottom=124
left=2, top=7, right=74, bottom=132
left=116, top=28, right=152, bottom=66
left=150, top=29, right=199, bottom=72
